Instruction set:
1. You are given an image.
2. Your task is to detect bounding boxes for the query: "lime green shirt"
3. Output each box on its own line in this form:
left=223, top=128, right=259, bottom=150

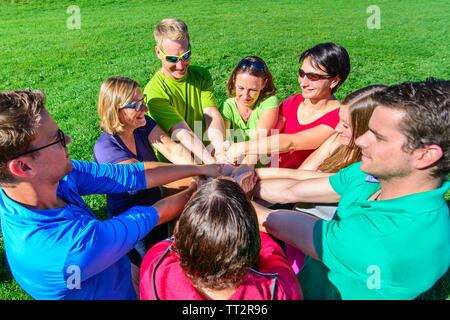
left=299, top=162, right=450, bottom=300
left=144, top=66, right=217, bottom=161
left=144, top=65, right=217, bottom=136
left=219, top=95, right=279, bottom=142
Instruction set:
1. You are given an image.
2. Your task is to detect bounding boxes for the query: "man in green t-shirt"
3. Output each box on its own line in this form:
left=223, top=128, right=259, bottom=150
left=144, top=18, right=226, bottom=164
left=252, top=79, right=450, bottom=299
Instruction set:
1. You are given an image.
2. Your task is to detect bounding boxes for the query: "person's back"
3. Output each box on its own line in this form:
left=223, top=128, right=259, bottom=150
left=140, top=178, right=302, bottom=300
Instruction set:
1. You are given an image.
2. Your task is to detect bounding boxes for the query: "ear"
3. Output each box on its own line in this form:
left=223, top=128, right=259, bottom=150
left=7, top=159, right=35, bottom=179
left=414, top=144, right=443, bottom=170
left=330, top=76, right=341, bottom=90
left=155, top=46, right=163, bottom=60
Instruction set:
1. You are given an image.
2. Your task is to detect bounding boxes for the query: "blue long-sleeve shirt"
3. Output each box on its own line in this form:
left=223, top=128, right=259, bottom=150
left=0, top=160, right=159, bottom=300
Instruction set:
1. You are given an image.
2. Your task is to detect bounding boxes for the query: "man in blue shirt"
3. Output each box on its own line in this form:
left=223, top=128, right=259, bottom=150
left=0, top=89, right=221, bottom=299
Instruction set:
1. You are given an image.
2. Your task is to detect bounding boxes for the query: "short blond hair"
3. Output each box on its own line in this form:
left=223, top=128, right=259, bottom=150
left=154, top=18, right=189, bottom=51
left=97, top=76, right=140, bottom=135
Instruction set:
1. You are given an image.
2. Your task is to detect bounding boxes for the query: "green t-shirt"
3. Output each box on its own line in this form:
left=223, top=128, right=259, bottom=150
left=143, top=66, right=217, bottom=161
left=219, top=95, right=279, bottom=142
left=299, top=162, right=450, bottom=300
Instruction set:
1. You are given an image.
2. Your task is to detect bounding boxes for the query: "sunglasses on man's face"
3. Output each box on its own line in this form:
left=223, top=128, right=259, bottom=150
left=298, top=69, right=332, bottom=81
left=122, top=95, right=147, bottom=112
left=12, top=129, right=66, bottom=159
left=159, top=47, right=191, bottom=63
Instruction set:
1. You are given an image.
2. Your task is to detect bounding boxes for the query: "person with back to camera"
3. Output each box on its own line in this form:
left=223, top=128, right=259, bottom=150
left=139, top=177, right=303, bottom=300
left=219, top=55, right=279, bottom=166
left=224, top=43, right=351, bottom=169
left=93, top=75, right=198, bottom=296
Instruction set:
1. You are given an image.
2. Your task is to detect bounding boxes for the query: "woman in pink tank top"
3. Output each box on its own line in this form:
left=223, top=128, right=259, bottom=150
left=224, top=43, right=351, bottom=168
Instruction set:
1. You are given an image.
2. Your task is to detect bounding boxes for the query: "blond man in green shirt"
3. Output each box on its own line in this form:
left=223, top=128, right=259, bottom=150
left=144, top=18, right=226, bottom=164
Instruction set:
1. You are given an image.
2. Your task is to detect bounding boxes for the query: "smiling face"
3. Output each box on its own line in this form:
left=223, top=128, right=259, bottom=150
left=334, top=104, right=352, bottom=146
left=355, top=106, right=414, bottom=180
left=234, top=72, right=266, bottom=109
left=156, top=37, right=190, bottom=80
left=298, top=56, right=339, bottom=100
left=119, top=88, right=148, bottom=131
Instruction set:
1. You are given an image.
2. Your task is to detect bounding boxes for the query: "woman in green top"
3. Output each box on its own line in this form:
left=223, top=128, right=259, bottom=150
left=219, top=56, right=279, bottom=166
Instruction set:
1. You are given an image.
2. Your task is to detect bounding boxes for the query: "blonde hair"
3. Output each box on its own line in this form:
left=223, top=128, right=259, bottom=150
left=154, top=18, right=189, bottom=51
left=97, top=76, right=140, bottom=135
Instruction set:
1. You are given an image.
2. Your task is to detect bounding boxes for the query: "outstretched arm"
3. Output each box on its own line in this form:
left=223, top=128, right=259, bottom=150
left=252, top=175, right=340, bottom=204
left=225, top=124, right=335, bottom=162
left=149, top=124, right=195, bottom=165
left=170, top=121, right=217, bottom=164
left=252, top=200, right=321, bottom=261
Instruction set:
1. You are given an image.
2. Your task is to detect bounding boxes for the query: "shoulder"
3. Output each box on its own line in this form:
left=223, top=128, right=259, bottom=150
left=188, top=65, right=212, bottom=80
left=93, top=133, right=129, bottom=164
left=329, top=162, right=369, bottom=194
left=219, top=97, right=235, bottom=112
left=280, top=94, right=303, bottom=113
left=257, top=95, right=279, bottom=111
left=144, top=71, right=169, bottom=97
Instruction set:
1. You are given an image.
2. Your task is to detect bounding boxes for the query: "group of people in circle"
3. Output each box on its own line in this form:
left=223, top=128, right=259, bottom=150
left=0, top=17, right=448, bottom=300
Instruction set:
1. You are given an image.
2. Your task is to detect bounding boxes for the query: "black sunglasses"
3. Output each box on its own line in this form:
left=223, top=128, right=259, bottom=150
left=298, top=69, right=332, bottom=81
left=12, top=129, right=66, bottom=159
left=237, top=58, right=267, bottom=72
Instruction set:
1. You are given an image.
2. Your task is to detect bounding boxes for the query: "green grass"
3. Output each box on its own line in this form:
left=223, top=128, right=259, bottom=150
left=0, top=0, right=449, bottom=300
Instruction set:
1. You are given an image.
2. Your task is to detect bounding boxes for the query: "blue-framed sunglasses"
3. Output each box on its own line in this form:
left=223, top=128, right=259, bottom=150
left=122, top=94, right=147, bottom=112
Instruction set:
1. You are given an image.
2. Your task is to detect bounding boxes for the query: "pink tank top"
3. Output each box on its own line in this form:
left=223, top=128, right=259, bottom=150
left=275, top=94, right=340, bottom=169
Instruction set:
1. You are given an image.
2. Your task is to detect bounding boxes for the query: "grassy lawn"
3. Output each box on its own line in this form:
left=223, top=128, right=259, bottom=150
left=0, top=0, right=448, bottom=300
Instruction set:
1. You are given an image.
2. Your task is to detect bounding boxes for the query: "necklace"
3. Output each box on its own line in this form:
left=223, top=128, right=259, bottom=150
left=235, top=99, right=253, bottom=123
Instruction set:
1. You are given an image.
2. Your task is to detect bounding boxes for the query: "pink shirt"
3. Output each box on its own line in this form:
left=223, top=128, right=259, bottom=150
left=140, top=232, right=303, bottom=300
left=275, top=94, right=340, bottom=169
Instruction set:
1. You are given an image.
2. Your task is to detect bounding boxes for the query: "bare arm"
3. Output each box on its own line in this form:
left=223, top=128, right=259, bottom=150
left=152, top=181, right=196, bottom=226
left=252, top=200, right=320, bottom=260
left=252, top=176, right=340, bottom=204
left=226, top=124, right=335, bottom=162
left=255, top=167, right=333, bottom=181
left=170, top=121, right=216, bottom=164
left=142, top=161, right=221, bottom=189
left=203, top=106, right=226, bottom=154
left=299, top=133, right=341, bottom=170
left=148, top=124, right=195, bottom=165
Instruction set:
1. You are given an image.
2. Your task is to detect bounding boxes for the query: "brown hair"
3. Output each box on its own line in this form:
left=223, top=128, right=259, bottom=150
left=318, top=85, right=387, bottom=172
left=226, top=56, right=276, bottom=103
left=154, top=18, right=189, bottom=51
left=173, top=178, right=261, bottom=290
left=97, top=76, right=140, bottom=135
left=372, top=79, right=449, bottom=180
left=0, top=89, right=45, bottom=186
